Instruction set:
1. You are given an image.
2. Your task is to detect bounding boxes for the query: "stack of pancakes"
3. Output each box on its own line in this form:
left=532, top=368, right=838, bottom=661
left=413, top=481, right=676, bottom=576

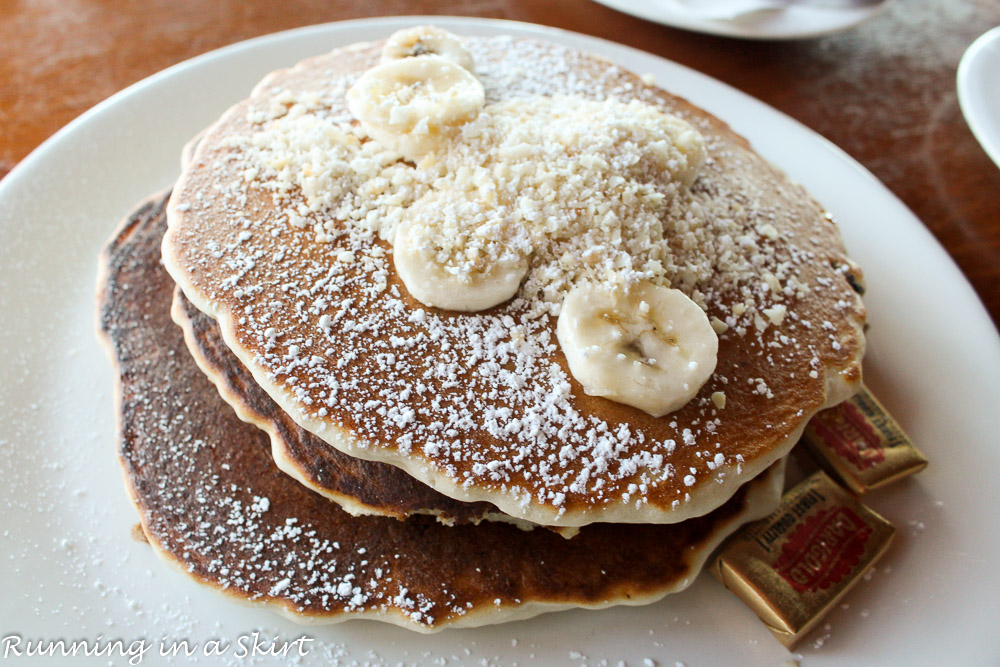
left=96, top=31, right=865, bottom=631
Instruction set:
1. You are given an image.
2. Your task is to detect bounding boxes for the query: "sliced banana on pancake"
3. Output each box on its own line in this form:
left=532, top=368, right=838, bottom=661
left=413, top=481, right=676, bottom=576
left=557, top=281, right=719, bottom=417
left=645, top=115, right=708, bottom=189
left=381, top=25, right=475, bottom=73
left=393, top=193, right=529, bottom=312
left=346, top=54, right=484, bottom=161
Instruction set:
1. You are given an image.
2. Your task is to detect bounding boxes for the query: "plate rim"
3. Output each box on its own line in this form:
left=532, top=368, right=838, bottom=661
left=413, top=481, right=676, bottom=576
left=957, top=25, right=1000, bottom=169
left=587, top=0, right=893, bottom=40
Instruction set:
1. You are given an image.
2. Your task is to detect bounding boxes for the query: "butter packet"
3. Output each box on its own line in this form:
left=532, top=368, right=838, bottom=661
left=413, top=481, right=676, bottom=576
left=711, top=471, right=894, bottom=648
left=801, top=385, right=927, bottom=494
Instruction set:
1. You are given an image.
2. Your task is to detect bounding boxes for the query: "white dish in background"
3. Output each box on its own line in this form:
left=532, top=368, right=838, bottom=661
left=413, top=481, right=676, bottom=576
left=958, top=26, right=1000, bottom=169
left=590, top=0, right=890, bottom=39
left=1, top=16, right=998, bottom=666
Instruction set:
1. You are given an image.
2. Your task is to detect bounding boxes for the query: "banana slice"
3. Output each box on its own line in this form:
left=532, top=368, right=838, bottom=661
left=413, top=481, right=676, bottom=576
left=381, top=25, right=475, bottom=73
left=392, top=194, right=529, bottom=312
left=653, top=114, right=707, bottom=189
left=556, top=281, right=718, bottom=417
left=346, top=55, right=484, bottom=161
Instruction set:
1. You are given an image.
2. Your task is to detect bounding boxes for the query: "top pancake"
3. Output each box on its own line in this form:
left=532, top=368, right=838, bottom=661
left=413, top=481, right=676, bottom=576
left=162, top=34, right=865, bottom=527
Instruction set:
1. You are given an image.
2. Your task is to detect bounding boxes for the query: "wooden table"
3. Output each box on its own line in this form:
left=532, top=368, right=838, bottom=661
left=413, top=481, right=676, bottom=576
left=2, top=0, right=998, bottom=329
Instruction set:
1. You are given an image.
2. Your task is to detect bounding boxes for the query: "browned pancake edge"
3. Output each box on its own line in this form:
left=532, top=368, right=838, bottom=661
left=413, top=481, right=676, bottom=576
left=169, top=283, right=512, bottom=525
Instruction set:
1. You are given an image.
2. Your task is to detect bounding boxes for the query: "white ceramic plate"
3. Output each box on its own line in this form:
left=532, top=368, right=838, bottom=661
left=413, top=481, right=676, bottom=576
left=958, top=26, right=1000, bottom=169
left=1, top=16, right=998, bottom=666
left=590, top=0, right=890, bottom=40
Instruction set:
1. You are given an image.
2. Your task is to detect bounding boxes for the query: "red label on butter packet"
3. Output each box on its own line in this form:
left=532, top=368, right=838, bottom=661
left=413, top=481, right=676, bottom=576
left=802, top=385, right=927, bottom=493
left=774, top=505, right=871, bottom=593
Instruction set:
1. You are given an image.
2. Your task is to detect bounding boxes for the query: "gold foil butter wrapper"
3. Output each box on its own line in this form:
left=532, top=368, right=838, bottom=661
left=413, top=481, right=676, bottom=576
left=711, top=471, right=894, bottom=649
left=802, top=385, right=928, bottom=494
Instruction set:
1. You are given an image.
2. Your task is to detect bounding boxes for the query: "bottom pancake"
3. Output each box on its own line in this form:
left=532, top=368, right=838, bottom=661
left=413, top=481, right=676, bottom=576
left=96, top=192, right=785, bottom=631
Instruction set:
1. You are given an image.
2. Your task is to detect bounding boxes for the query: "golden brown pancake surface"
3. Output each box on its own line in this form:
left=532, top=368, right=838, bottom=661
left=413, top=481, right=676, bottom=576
left=98, top=192, right=784, bottom=630
left=162, top=35, right=865, bottom=527
left=171, top=284, right=508, bottom=524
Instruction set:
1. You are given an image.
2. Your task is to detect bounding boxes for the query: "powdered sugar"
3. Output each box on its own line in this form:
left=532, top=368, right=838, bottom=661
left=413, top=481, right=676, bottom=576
left=242, top=92, right=707, bottom=308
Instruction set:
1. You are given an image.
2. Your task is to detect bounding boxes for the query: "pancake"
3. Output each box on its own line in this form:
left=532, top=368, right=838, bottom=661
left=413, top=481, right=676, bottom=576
left=97, top=191, right=785, bottom=630
left=162, top=33, right=865, bottom=528
left=170, top=283, right=507, bottom=525
left=172, top=132, right=780, bottom=536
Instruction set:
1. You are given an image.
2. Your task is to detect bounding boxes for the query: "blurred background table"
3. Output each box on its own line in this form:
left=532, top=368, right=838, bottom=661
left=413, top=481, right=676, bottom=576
left=2, top=0, right=998, bottom=328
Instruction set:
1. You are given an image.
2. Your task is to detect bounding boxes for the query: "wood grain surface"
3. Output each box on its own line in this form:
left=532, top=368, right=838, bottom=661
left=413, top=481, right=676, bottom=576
left=2, top=0, right=998, bottom=329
